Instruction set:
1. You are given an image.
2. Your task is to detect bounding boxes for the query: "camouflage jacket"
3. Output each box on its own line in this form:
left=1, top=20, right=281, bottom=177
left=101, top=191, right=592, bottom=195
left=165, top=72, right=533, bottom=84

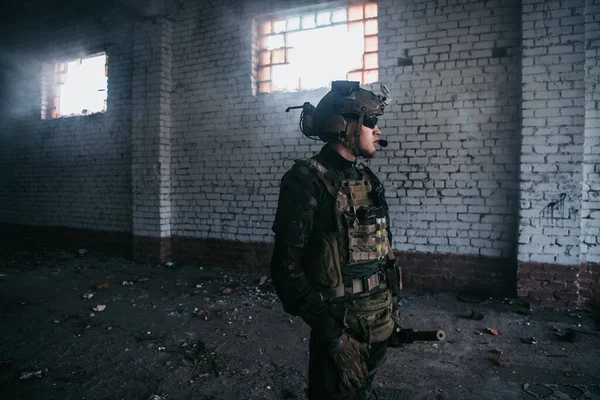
left=270, top=144, right=392, bottom=342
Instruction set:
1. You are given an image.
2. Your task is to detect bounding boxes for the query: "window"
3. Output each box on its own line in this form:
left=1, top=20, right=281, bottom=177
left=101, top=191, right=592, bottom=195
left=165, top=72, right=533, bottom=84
left=256, top=3, right=378, bottom=94
left=42, top=52, right=108, bottom=119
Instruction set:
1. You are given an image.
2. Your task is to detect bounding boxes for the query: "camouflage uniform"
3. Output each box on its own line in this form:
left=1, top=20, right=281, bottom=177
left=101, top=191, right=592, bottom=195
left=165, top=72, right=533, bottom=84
left=271, top=81, right=399, bottom=400
left=271, top=144, right=398, bottom=399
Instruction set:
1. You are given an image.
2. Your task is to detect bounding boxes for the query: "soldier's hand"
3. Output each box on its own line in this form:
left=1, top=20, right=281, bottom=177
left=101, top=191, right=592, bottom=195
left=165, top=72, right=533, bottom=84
left=328, top=333, right=369, bottom=390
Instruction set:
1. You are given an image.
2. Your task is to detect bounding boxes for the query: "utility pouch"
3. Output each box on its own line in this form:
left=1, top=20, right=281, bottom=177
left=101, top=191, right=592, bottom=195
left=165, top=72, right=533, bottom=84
left=330, top=289, right=394, bottom=344
left=303, top=232, right=343, bottom=295
left=384, top=260, right=403, bottom=294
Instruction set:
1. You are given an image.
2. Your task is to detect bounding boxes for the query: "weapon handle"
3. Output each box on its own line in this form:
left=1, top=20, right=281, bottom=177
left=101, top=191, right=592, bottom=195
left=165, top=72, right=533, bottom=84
left=408, top=330, right=446, bottom=342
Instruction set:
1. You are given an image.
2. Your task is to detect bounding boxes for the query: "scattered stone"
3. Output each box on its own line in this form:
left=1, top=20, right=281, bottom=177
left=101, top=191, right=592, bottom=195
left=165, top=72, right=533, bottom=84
left=178, top=307, right=194, bottom=316
left=522, top=336, right=537, bottom=345
left=397, top=297, right=408, bottom=308
left=78, top=249, right=87, bottom=256
left=96, top=283, right=109, bottom=290
left=165, top=262, right=178, bottom=269
left=20, top=370, right=42, bottom=379
left=93, top=305, right=106, bottom=312
left=82, top=292, right=94, bottom=300
left=490, top=354, right=510, bottom=367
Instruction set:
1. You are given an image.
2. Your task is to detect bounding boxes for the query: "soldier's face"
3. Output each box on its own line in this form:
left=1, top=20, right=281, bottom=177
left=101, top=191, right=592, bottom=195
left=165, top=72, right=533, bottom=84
left=347, top=121, right=381, bottom=158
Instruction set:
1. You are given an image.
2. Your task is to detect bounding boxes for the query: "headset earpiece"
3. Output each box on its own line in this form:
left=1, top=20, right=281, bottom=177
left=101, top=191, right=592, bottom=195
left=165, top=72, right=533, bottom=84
left=322, top=114, right=347, bottom=136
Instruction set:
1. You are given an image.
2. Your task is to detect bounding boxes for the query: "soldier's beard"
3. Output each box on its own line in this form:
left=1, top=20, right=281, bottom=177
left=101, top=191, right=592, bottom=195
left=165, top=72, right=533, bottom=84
left=358, top=146, right=376, bottom=159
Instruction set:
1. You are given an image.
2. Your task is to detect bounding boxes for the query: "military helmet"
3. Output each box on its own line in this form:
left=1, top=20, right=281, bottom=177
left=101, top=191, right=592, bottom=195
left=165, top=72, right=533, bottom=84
left=285, top=80, right=391, bottom=143
left=314, top=81, right=390, bottom=142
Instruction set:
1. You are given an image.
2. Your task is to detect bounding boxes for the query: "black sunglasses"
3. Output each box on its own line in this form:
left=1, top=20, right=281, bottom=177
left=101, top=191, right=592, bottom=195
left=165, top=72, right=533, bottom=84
left=363, top=115, right=378, bottom=129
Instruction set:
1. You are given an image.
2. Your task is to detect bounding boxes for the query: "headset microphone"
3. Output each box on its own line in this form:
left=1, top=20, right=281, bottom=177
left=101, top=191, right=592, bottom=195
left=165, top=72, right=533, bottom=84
left=377, top=139, right=388, bottom=147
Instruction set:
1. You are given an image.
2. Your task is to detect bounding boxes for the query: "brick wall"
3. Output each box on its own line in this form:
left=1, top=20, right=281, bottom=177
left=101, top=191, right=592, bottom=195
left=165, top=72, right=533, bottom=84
left=0, top=0, right=599, bottom=306
left=519, top=0, right=585, bottom=266
left=0, top=7, right=133, bottom=235
left=581, top=0, right=600, bottom=302
left=170, top=0, right=328, bottom=244
left=170, top=0, right=521, bottom=256
left=516, top=0, right=600, bottom=306
left=377, top=0, right=521, bottom=260
left=168, top=0, right=523, bottom=291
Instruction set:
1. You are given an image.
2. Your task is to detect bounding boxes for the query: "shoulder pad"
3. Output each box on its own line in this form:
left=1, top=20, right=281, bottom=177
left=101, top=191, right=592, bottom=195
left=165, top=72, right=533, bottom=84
left=297, top=158, right=341, bottom=200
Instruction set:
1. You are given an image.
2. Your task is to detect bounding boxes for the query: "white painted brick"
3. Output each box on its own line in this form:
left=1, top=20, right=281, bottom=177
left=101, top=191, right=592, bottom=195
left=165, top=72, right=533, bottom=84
left=1, top=0, right=596, bottom=268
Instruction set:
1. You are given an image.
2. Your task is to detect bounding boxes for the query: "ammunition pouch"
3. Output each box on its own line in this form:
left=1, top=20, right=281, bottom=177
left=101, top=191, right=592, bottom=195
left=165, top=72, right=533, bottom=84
left=303, top=232, right=344, bottom=297
left=330, top=289, right=394, bottom=344
left=384, top=260, right=403, bottom=294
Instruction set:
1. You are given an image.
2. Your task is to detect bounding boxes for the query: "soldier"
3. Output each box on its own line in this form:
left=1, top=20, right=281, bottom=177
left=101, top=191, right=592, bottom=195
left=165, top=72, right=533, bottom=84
left=270, top=81, right=403, bottom=400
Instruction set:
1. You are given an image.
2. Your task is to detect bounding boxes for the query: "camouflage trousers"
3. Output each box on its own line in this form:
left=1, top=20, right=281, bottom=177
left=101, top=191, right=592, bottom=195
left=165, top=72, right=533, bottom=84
left=308, top=333, right=389, bottom=400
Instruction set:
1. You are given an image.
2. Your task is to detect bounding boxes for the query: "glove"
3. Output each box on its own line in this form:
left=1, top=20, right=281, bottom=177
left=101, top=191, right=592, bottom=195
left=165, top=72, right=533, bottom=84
left=328, top=333, right=369, bottom=390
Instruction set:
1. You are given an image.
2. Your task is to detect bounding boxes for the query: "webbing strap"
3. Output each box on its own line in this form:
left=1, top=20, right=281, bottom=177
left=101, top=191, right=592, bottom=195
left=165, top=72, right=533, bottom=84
left=349, top=237, right=386, bottom=246
left=349, top=250, right=386, bottom=262
left=303, top=158, right=341, bottom=199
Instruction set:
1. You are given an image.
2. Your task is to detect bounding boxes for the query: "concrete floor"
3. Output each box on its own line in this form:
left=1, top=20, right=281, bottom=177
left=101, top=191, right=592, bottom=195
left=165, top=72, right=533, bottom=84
left=1, top=243, right=599, bottom=400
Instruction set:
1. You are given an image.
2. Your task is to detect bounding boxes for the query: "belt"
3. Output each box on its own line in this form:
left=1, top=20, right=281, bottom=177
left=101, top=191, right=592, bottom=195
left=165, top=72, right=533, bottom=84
left=345, top=272, right=385, bottom=295
left=319, top=272, right=386, bottom=300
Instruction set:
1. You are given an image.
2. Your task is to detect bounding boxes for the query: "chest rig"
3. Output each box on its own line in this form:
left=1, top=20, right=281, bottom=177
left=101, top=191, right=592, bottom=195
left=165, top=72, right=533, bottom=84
left=338, top=172, right=390, bottom=266
left=299, top=158, right=391, bottom=273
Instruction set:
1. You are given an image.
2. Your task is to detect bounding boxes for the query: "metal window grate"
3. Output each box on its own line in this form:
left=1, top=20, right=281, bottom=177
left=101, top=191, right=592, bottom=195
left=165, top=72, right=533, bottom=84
left=256, top=2, right=378, bottom=94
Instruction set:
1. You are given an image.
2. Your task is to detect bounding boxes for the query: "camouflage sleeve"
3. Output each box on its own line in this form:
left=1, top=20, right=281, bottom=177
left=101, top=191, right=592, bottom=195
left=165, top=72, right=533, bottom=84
left=270, top=165, right=341, bottom=342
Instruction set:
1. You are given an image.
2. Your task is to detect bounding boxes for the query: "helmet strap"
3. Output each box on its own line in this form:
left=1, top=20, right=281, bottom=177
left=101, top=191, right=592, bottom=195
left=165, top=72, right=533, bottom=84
left=355, top=115, right=364, bottom=138
left=339, top=115, right=362, bottom=157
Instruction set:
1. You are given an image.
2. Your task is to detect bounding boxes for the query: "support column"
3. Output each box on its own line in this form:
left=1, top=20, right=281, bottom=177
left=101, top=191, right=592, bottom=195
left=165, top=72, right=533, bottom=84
left=580, top=0, right=600, bottom=301
left=517, top=0, right=586, bottom=307
left=131, top=18, right=172, bottom=263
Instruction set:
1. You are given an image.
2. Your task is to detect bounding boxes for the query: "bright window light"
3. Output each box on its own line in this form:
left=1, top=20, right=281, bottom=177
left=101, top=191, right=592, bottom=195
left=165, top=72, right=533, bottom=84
left=256, top=3, right=378, bottom=94
left=47, top=53, right=108, bottom=118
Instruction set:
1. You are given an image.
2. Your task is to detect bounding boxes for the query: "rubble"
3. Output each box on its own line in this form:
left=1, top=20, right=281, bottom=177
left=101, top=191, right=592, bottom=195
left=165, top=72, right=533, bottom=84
left=1, top=245, right=599, bottom=400
left=19, top=370, right=43, bottom=379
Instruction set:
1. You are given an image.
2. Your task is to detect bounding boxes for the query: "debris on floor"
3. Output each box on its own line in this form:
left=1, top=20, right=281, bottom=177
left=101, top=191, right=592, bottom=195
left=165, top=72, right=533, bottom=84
left=486, top=328, right=500, bottom=335
left=490, top=354, right=511, bottom=367
left=19, top=370, right=43, bottom=380
left=0, top=244, right=599, bottom=400
left=522, top=336, right=537, bottom=345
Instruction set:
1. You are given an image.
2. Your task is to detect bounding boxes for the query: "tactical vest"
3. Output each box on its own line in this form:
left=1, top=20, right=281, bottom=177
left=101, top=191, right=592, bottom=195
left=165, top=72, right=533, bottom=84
left=298, top=158, right=395, bottom=344
left=301, top=158, right=391, bottom=267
